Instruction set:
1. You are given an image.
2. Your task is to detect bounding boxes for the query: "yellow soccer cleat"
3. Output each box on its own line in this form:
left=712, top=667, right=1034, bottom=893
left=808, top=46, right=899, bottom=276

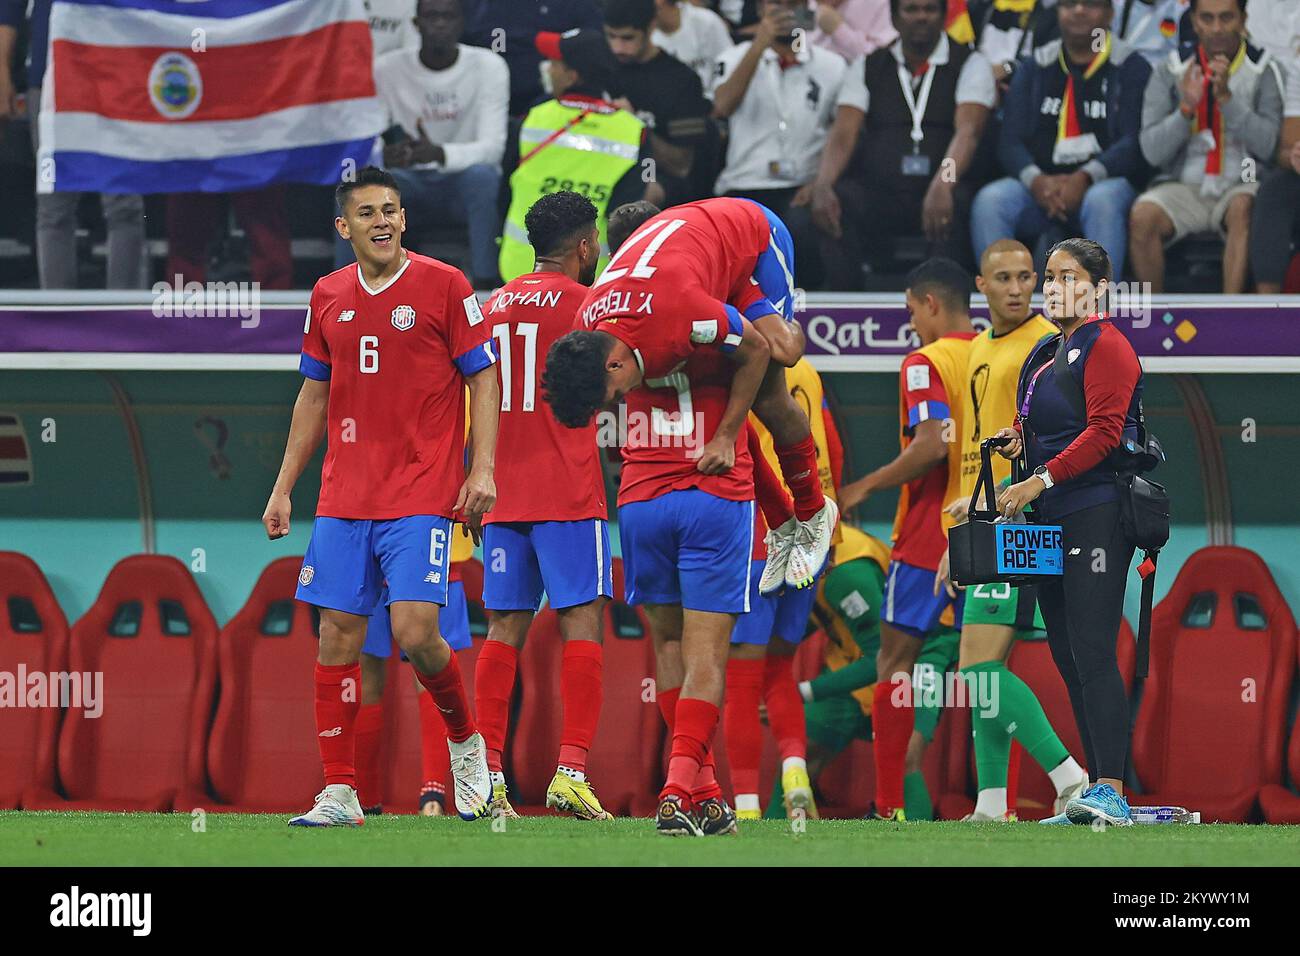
left=872, top=806, right=906, bottom=822
left=545, top=771, right=612, bottom=820
left=782, top=765, right=819, bottom=819
left=491, top=782, right=520, bottom=819
left=736, top=807, right=762, bottom=821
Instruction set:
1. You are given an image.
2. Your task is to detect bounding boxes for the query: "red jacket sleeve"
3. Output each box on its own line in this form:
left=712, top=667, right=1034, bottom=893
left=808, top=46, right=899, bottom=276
left=1045, top=327, right=1141, bottom=482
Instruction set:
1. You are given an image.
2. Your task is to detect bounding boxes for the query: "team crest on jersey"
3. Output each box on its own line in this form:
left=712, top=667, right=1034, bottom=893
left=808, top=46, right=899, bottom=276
left=391, top=305, right=416, bottom=331
left=299, top=565, right=315, bottom=586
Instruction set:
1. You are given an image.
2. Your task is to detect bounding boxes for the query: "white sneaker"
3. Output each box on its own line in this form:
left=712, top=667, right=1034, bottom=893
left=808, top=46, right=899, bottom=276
left=288, top=784, right=365, bottom=827
left=785, top=498, right=839, bottom=590
left=961, top=809, right=1016, bottom=822
left=1053, top=768, right=1090, bottom=816
left=449, top=732, right=492, bottom=820
left=758, top=518, right=798, bottom=595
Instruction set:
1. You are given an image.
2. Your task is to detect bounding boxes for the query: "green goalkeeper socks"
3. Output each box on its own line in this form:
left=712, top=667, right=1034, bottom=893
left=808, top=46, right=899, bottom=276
left=961, top=660, right=1070, bottom=785
left=903, top=771, right=932, bottom=821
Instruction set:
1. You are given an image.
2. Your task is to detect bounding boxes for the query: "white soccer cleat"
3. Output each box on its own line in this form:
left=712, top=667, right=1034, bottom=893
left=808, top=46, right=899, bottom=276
left=784, top=498, right=839, bottom=590
left=1053, top=768, right=1090, bottom=816
left=961, top=809, right=1016, bottom=822
left=288, top=784, right=365, bottom=827
left=449, top=732, right=492, bottom=821
left=759, top=518, right=798, bottom=595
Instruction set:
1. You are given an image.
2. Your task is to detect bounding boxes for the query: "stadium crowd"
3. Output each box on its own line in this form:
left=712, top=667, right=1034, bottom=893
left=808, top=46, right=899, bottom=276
left=0, top=0, right=1297, bottom=293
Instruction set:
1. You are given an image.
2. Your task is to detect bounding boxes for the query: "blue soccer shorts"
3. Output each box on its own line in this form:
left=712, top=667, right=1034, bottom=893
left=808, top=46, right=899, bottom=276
left=730, top=559, right=819, bottom=645
left=481, top=519, right=614, bottom=612
left=618, top=489, right=755, bottom=614
left=740, top=199, right=797, bottom=322
left=881, top=559, right=965, bottom=640
left=296, top=514, right=453, bottom=616
left=362, top=579, right=472, bottom=657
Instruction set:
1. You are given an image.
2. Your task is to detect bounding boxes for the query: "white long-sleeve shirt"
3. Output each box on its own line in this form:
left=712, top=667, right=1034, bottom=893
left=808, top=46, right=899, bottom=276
left=373, top=44, right=510, bottom=174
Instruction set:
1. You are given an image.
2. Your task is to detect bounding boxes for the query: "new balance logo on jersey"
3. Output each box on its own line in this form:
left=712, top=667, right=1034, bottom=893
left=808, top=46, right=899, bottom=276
left=338, top=310, right=355, bottom=323
left=424, top=571, right=442, bottom=584
left=391, top=305, right=416, bottom=331
left=319, top=726, right=343, bottom=737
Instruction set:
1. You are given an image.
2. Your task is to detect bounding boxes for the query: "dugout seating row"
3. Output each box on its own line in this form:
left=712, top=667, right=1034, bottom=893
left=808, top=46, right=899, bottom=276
left=1, top=545, right=1298, bottom=821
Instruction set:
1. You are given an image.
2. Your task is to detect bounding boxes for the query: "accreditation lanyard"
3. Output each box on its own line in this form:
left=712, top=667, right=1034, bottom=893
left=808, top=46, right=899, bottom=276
left=897, top=59, right=937, bottom=155
left=1020, top=313, right=1108, bottom=419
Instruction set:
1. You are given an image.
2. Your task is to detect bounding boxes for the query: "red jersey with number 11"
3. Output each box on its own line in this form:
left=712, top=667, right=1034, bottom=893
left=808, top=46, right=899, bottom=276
left=483, top=271, right=607, bottom=524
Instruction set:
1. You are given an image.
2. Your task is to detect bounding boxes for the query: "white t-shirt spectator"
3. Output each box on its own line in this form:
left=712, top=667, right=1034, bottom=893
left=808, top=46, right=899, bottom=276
left=713, top=41, right=847, bottom=193
left=1247, top=0, right=1300, bottom=118
left=374, top=44, right=511, bottom=173
left=654, top=2, right=736, bottom=89
left=836, top=34, right=997, bottom=115
left=365, top=0, right=420, bottom=59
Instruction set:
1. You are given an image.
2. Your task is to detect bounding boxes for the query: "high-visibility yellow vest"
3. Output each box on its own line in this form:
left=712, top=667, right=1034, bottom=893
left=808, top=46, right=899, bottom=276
left=499, top=97, right=644, bottom=282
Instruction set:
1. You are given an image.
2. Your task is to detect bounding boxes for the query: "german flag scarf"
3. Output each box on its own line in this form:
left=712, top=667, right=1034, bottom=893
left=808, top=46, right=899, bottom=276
left=1194, top=41, right=1248, bottom=177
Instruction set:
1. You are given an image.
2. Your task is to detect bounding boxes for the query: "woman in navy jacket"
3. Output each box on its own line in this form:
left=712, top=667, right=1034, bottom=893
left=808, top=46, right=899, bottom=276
left=992, top=237, right=1143, bottom=826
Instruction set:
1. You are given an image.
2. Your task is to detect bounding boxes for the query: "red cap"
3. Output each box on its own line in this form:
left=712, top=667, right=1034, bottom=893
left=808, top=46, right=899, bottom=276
left=535, top=32, right=564, bottom=61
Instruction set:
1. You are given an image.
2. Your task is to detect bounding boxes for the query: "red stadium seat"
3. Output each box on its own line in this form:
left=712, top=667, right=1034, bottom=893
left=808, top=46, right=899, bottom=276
left=997, top=621, right=1137, bottom=819
left=509, top=608, right=566, bottom=806
left=26, top=555, right=217, bottom=812
left=0, top=552, right=69, bottom=809
left=1259, top=694, right=1300, bottom=824
left=206, top=556, right=324, bottom=812
left=1131, top=547, right=1297, bottom=822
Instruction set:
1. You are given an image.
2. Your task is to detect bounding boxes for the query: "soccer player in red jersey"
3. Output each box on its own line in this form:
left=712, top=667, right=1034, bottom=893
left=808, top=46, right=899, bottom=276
left=262, top=167, right=500, bottom=827
left=544, top=247, right=775, bottom=836
left=837, top=258, right=978, bottom=821
left=571, top=197, right=839, bottom=594
left=470, top=192, right=615, bottom=821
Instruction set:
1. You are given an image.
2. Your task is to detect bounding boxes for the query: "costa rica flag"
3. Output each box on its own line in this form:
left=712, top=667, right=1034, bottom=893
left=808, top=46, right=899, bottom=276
left=38, top=0, right=384, bottom=194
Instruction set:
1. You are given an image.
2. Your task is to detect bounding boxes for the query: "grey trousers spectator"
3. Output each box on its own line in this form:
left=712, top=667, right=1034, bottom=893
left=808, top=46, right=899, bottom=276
left=30, top=86, right=145, bottom=289
left=1249, top=166, right=1300, bottom=290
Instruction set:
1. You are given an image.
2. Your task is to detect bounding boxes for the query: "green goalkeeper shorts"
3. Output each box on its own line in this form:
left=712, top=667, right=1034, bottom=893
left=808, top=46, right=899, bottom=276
left=806, top=694, right=873, bottom=754
left=960, top=581, right=1045, bottom=635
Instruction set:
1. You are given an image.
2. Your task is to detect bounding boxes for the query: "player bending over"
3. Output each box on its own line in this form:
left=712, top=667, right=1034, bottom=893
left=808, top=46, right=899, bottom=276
left=936, top=240, right=1088, bottom=822
left=472, top=192, right=615, bottom=820
left=556, top=197, right=839, bottom=593
left=544, top=259, right=774, bottom=836
left=263, top=166, right=499, bottom=826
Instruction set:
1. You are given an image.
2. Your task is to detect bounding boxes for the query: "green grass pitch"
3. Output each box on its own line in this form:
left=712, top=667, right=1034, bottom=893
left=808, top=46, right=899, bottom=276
left=2, top=811, right=1297, bottom=866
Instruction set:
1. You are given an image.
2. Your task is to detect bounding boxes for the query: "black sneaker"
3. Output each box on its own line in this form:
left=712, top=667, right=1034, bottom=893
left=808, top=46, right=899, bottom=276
left=655, top=795, right=703, bottom=837
left=696, top=797, right=738, bottom=836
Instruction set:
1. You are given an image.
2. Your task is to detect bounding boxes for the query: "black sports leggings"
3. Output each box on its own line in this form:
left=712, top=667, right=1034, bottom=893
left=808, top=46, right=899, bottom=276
left=1035, top=500, right=1135, bottom=782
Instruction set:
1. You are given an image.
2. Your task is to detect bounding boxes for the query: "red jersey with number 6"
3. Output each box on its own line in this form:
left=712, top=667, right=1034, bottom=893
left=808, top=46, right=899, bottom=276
left=300, top=253, right=497, bottom=520
left=482, top=271, right=607, bottom=524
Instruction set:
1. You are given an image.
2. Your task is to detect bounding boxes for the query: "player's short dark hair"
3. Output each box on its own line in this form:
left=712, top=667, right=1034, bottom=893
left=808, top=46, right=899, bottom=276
left=607, top=200, right=661, bottom=254
left=889, top=0, right=949, bottom=19
left=526, top=191, right=599, bottom=258
left=336, top=166, right=400, bottom=213
left=604, top=0, right=656, bottom=31
left=906, top=257, right=972, bottom=313
left=1190, top=0, right=1245, bottom=13
left=542, top=330, right=616, bottom=428
left=1046, top=237, right=1113, bottom=284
